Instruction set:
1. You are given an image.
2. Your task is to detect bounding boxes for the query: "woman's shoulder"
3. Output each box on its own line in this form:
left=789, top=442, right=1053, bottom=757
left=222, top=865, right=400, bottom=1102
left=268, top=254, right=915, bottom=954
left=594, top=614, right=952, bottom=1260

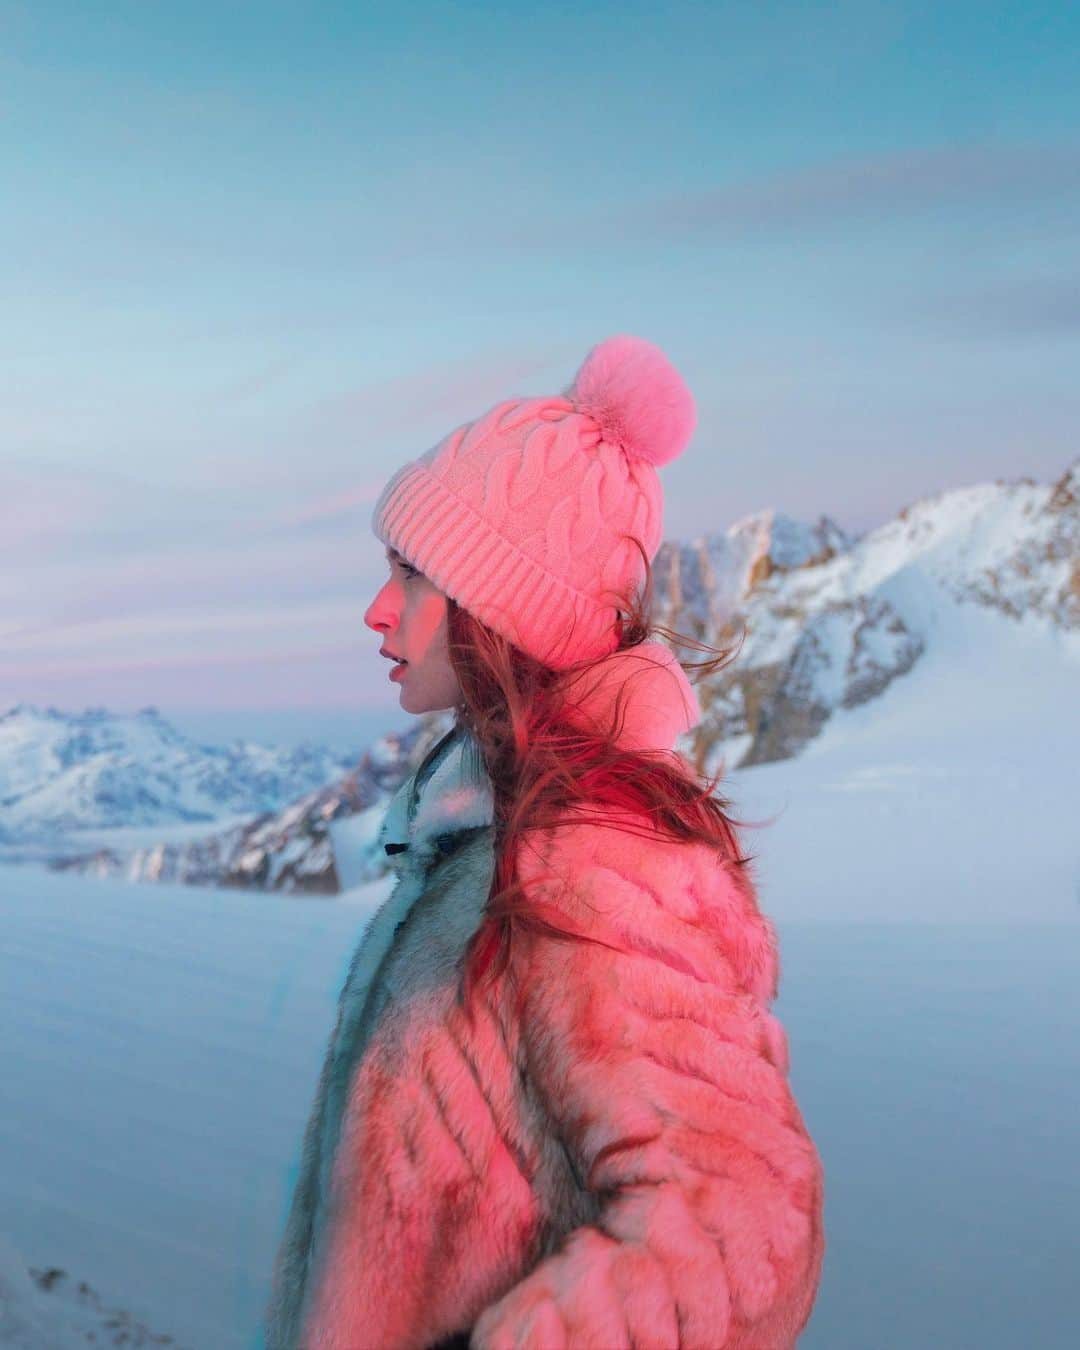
left=518, top=799, right=735, bottom=890
left=515, top=802, right=777, bottom=995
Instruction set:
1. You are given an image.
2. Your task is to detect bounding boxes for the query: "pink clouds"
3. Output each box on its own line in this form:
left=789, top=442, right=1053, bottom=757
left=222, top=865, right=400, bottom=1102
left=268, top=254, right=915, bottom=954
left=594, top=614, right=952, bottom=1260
left=213, top=341, right=575, bottom=489
left=1, top=342, right=589, bottom=717
left=276, top=482, right=384, bottom=529
left=304, top=343, right=574, bottom=437
left=0, top=467, right=111, bottom=549
left=1, top=640, right=396, bottom=714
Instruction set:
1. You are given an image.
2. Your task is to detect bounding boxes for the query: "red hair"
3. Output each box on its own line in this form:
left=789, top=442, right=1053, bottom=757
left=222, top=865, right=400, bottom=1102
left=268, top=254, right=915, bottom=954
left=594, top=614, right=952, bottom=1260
left=443, top=537, right=755, bottom=1014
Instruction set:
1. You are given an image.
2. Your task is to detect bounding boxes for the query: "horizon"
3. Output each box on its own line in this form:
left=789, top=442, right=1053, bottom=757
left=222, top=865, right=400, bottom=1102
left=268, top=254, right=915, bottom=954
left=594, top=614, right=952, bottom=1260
left=4, top=450, right=1074, bottom=752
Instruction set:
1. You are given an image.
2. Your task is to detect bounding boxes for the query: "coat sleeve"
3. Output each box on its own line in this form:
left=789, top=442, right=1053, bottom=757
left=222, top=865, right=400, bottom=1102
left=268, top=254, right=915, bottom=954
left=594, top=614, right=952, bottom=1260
left=470, top=819, right=826, bottom=1350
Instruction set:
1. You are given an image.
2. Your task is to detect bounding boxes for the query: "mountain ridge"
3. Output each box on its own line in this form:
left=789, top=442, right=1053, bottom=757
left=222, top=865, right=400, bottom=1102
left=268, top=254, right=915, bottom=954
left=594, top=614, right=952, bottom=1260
left=0, top=702, right=361, bottom=840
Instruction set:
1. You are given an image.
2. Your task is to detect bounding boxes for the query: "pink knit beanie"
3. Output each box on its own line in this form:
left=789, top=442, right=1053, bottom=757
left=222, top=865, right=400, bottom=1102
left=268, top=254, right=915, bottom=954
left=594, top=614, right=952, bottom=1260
left=371, top=334, right=696, bottom=672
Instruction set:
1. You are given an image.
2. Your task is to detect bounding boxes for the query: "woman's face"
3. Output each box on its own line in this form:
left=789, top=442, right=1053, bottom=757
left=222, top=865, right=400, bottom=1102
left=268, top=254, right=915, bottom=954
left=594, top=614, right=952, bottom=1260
left=364, top=546, right=463, bottom=715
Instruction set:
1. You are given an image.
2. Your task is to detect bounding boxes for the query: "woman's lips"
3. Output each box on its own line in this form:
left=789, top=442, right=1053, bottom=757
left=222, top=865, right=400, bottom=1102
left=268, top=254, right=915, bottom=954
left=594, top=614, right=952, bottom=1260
left=389, top=661, right=407, bottom=681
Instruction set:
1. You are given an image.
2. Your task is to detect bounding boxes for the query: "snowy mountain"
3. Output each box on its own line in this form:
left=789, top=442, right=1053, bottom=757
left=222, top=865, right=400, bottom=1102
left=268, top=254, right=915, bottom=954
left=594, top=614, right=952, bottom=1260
left=20, top=456, right=1079, bottom=895
left=654, top=457, right=1078, bottom=773
left=0, top=704, right=360, bottom=839
left=43, top=717, right=450, bottom=895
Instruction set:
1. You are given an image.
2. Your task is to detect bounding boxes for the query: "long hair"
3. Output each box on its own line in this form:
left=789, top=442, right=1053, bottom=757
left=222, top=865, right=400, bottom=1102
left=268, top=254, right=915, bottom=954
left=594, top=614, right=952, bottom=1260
left=441, top=535, right=756, bottom=1013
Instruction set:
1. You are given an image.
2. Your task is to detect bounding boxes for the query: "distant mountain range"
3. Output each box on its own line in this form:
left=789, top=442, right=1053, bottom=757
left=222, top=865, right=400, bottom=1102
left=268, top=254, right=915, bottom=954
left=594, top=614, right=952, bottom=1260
left=5, top=456, right=1076, bottom=894
left=30, top=719, right=445, bottom=894
left=0, top=704, right=360, bottom=837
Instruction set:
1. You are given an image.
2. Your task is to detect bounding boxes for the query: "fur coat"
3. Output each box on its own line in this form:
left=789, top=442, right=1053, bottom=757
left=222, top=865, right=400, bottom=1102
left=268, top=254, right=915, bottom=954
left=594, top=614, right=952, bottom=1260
left=263, top=645, right=825, bottom=1349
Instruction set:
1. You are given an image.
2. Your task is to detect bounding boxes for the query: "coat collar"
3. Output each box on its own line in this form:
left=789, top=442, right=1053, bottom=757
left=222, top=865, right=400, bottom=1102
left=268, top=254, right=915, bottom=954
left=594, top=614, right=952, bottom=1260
left=377, top=726, right=494, bottom=869
left=377, top=640, right=701, bottom=867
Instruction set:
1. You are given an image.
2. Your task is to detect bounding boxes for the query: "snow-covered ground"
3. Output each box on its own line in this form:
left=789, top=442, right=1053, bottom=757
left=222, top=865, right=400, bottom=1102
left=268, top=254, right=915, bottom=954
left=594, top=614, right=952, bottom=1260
left=1, top=600, right=1076, bottom=1348
left=0, top=811, right=261, bottom=863
left=729, top=597, right=1079, bottom=924
left=0, top=868, right=395, bottom=1349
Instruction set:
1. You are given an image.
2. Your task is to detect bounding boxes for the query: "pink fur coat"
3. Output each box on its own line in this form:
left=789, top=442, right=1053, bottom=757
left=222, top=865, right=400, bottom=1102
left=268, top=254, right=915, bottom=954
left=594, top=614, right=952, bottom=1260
left=263, top=646, right=825, bottom=1348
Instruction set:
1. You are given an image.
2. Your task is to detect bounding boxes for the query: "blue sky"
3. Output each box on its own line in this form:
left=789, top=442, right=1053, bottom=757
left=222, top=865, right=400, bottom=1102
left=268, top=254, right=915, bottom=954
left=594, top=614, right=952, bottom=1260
left=3, top=0, right=1078, bottom=747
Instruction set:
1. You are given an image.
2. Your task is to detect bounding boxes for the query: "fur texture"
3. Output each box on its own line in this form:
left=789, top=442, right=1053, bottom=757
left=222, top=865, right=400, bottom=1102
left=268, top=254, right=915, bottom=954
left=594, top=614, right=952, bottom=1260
left=567, top=335, right=696, bottom=468
left=264, top=710, right=825, bottom=1348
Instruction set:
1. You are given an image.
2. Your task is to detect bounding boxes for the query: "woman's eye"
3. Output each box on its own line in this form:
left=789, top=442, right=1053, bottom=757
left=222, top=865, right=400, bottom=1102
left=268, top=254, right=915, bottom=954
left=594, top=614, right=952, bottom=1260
left=401, top=564, right=419, bottom=579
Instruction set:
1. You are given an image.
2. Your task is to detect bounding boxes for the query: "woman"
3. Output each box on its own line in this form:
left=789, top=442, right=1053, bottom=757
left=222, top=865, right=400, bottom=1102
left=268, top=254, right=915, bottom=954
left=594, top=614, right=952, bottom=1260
left=264, top=335, right=826, bottom=1349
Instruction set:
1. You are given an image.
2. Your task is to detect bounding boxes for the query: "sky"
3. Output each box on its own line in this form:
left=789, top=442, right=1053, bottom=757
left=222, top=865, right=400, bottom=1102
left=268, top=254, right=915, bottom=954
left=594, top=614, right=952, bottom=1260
left=2, top=0, right=1078, bottom=748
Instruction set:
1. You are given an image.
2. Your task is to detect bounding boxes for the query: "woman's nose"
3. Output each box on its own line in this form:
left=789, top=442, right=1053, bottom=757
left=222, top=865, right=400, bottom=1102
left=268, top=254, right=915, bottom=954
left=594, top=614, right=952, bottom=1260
left=363, top=581, right=396, bottom=633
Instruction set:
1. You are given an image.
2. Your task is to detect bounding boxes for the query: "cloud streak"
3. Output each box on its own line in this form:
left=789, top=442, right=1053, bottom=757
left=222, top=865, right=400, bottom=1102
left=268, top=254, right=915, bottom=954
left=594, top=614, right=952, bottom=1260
left=1, top=641, right=361, bottom=680
left=380, top=140, right=1080, bottom=258
left=901, top=276, right=1080, bottom=338
left=0, top=466, right=114, bottom=547
left=274, top=482, right=385, bottom=529
left=624, top=141, right=1080, bottom=240
left=213, top=339, right=575, bottom=499
left=0, top=597, right=370, bottom=680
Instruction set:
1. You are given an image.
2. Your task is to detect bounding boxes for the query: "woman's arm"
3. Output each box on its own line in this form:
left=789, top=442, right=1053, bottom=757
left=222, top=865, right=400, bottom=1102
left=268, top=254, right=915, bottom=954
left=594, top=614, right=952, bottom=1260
left=471, top=827, right=825, bottom=1350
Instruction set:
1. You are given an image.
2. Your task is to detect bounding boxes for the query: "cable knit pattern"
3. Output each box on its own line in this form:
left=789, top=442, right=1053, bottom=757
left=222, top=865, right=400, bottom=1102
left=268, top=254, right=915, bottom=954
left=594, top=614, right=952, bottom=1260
left=372, top=337, right=691, bottom=671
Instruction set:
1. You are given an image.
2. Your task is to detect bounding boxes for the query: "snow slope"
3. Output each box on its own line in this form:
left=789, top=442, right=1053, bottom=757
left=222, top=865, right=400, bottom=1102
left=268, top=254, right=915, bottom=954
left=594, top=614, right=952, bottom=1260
left=727, top=593, right=1079, bottom=923
left=0, top=863, right=394, bottom=1349
left=0, top=1230, right=182, bottom=1349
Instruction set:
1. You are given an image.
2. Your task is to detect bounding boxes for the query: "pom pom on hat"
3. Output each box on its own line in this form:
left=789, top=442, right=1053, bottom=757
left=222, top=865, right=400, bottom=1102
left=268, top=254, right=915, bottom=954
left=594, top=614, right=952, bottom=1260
left=567, top=334, right=696, bottom=468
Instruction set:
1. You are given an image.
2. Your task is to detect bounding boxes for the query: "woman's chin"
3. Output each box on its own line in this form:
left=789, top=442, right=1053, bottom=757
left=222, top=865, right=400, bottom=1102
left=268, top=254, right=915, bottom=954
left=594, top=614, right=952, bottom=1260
left=398, top=685, right=426, bottom=715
